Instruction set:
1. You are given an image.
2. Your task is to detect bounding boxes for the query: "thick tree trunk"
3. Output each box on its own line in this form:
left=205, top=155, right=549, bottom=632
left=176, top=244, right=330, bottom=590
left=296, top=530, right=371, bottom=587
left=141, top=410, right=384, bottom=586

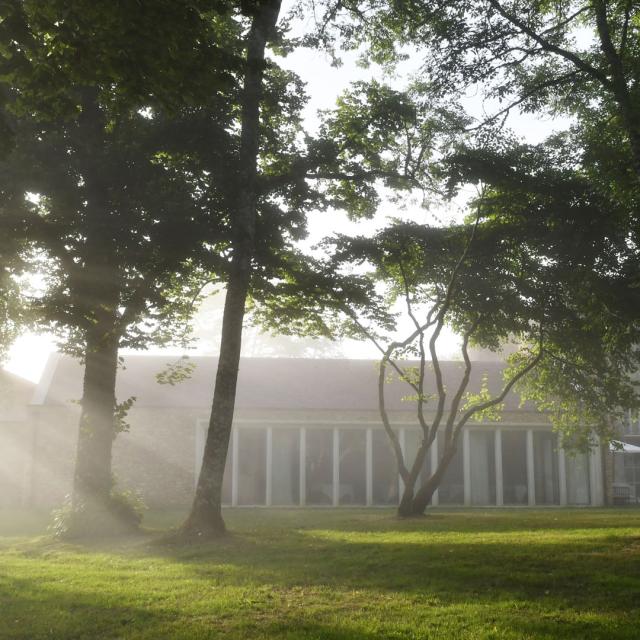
left=73, top=324, right=119, bottom=511
left=71, top=88, right=123, bottom=521
left=181, top=0, right=281, bottom=540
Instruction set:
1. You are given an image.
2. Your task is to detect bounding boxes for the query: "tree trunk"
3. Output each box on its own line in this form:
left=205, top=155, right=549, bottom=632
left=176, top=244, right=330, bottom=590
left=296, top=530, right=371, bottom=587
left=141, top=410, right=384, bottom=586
left=181, top=270, right=249, bottom=537
left=592, top=0, right=640, bottom=178
left=397, top=480, right=416, bottom=517
left=73, top=323, right=119, bottom=511
left=180, top=0, right=281, bottom=540
left=71, top=87, right=122, bottom=519
left=409, top=445, right=457, bottom=515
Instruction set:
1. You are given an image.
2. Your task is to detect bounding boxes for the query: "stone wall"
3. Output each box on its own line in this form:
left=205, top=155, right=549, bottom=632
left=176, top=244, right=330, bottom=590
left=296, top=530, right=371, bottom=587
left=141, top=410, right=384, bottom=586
left=0, top=372, right=36, bottom=508
left=22, top=405, right=201, bottom=509
left=113, top=407, right=201, bottom=508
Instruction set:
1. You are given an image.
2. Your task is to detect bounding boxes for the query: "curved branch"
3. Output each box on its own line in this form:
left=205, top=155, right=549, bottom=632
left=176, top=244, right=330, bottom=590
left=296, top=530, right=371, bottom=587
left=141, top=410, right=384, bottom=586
left=442, top=318, right=479, bottom=446
left=378, top=355, right=409, bottom=483
left=455, top=328, right=544, bottom=434
left=428, top=196, right=483, bottom=433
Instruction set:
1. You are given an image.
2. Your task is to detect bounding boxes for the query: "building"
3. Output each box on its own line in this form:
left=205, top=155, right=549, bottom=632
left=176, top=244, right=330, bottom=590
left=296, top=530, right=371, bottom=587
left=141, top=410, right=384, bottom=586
left=3, top=353, right=606, bottom=509
left=0, top=370, right=37, bottom=508
left=611, top=412, right=640, bottom=504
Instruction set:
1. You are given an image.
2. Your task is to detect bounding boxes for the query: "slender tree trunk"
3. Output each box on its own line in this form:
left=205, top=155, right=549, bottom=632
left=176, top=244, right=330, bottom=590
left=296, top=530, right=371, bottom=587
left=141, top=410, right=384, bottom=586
left=397, top=480, right=416, bottom=517
left=409, top=445, right=457, bottom=516
left=181, top=0, right=281, bottom=539
left=73, top=322, right=119, bottom=511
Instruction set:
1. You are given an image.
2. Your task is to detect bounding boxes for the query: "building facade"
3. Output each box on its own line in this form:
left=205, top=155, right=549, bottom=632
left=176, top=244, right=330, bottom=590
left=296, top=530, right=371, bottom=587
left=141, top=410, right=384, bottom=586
left=7, top=354, right=606, bottom=509
left=611, top=411, right=640, bottom=504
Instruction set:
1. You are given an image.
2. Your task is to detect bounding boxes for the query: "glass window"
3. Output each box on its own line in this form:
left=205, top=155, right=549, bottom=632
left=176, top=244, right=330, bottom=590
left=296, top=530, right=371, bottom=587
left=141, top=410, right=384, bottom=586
left=502, top=431, right=528, bottom=505
left=372, top=430, right=398, bottom=505
left=437, top=434, right=464, bottom=504
left=470, top=431, right=496, bottom=505
left=306, top=429, right=333, bottom=505
left=565, top=452, right=590, bottom=505
left=272, top=429, right=300, bottom=506
left=339, top=429, right=366, bottom=505
left=534, top=431, right=560, bottom=505
left=613, top=451, right=627, bottom=483
left=237, top=428, right=266, bottom=505
left=623, top=453, right=640, bottom=503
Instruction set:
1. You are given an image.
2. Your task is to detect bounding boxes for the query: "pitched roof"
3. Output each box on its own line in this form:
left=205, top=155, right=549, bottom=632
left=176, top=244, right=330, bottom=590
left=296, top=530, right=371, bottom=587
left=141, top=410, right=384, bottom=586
left=32, top=353, right=534, bottom=413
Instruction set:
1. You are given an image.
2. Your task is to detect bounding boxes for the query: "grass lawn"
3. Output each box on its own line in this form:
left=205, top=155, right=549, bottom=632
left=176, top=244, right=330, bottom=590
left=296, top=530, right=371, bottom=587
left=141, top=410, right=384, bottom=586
left=1, top=509, right=639, bottom=639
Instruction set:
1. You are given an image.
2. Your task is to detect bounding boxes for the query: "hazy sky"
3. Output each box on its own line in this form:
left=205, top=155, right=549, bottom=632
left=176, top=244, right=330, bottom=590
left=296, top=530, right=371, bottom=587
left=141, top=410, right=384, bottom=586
left=5, top=7, right=570, bottom=382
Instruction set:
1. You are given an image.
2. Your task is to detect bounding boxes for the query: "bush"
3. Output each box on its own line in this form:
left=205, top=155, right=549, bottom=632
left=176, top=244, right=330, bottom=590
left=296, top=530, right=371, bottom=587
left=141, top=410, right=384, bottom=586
left=49, top=487, right=146, bottom=539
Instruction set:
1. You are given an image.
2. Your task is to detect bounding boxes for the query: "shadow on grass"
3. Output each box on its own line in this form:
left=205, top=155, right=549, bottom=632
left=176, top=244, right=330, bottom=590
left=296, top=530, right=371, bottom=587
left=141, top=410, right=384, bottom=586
left=3, top=509, right=640, bottom=639
left=159, top=532, right=638, bottom=606
left=1, top=573, right=406, bottom=640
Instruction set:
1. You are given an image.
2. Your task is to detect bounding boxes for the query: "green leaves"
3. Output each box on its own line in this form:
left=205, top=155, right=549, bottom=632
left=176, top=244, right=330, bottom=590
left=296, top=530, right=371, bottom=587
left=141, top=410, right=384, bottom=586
left=316, top=79, right=468, bottom=217
left=462, top=375, right=504, bottom=422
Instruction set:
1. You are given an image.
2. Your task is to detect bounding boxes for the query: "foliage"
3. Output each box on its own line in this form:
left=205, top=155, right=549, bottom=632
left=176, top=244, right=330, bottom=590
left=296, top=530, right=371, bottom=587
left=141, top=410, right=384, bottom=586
left=447, top=136, right=640, bottom=446
left=113, top=396, right=137, bottom=436
left=320, top=0, right=640, bottom=169
left=155, top=357, right=197, bottom=387
left=462, top=375, right=504, bottom=423
left=259, top=201, right=550, bottom=514
left=0, top=269, right=23, bottom=362
left=0, top=1, right=247, bottom=518
left=49, top=485, right=146, bottom=540
left=302, top=1, right=640, bottom=450
left=0, top=1, right=242, bottom=356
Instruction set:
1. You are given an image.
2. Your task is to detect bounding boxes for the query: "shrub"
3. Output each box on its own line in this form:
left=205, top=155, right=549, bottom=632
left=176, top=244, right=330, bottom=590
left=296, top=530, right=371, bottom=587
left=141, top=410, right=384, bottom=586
left=49, top=486, right=146, bottom=539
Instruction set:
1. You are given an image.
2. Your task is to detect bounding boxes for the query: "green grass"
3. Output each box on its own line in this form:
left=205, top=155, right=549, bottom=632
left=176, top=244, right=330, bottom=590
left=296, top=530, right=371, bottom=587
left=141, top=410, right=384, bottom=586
left=1, top=509, right=639, bottom=639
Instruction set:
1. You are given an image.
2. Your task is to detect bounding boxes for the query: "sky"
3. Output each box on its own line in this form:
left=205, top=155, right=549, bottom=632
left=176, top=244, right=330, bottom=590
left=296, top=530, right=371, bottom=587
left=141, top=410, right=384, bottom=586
left=4, top=7, right=571, bottom=383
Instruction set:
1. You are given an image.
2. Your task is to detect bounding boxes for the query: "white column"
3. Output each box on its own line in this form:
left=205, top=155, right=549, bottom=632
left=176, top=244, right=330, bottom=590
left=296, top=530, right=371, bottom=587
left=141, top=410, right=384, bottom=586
left=266, top=427, right=273, bottom=507
left=299, top=427, right=306, bottom=506
left=558, top=443, right=567, bottom=506
left=526, top=429, right=535, bottom=506
left=495, top=428, right=503, bottom=506
left=366, top=428, right=373, bottom=506
left=231, top=428, right=239, bottom=507
left=398, top=428, right=406, bottom=498
left=332, top=428, right=339, bottom=506
left=463, top=429, right=471, bottom=506
left=431, top=433, right=439, bottom=506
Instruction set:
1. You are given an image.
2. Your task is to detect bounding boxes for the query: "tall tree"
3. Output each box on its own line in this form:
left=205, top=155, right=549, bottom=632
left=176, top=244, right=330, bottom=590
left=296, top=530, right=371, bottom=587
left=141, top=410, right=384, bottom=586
left=314, top=0, right=640, bottom=442
left=180, top=40, right=462, bottom=535
left=180, top=0, right=283, bottom=538
left=0, top=0, right=237, bottom=532
left=256, top=100, right=640, bottom=514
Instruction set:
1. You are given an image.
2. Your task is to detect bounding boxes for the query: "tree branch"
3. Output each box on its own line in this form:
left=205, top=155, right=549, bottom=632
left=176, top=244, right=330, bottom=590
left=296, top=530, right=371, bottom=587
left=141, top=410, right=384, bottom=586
left=378, top=353, right=410, bottom=483
left=428, top=196, right=483, bottom=433
left=455, top=327, right=544, bottom=433
left=465, top=70, right=581, bottom=132
left=442, top=318, right=479, bottom=446
left=487, top=0, right=612, bottom=87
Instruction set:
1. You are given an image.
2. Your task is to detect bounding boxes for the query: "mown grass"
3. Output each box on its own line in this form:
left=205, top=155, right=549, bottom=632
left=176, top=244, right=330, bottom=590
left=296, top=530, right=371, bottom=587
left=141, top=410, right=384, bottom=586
left=0, top=508, right=639, bottom=639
